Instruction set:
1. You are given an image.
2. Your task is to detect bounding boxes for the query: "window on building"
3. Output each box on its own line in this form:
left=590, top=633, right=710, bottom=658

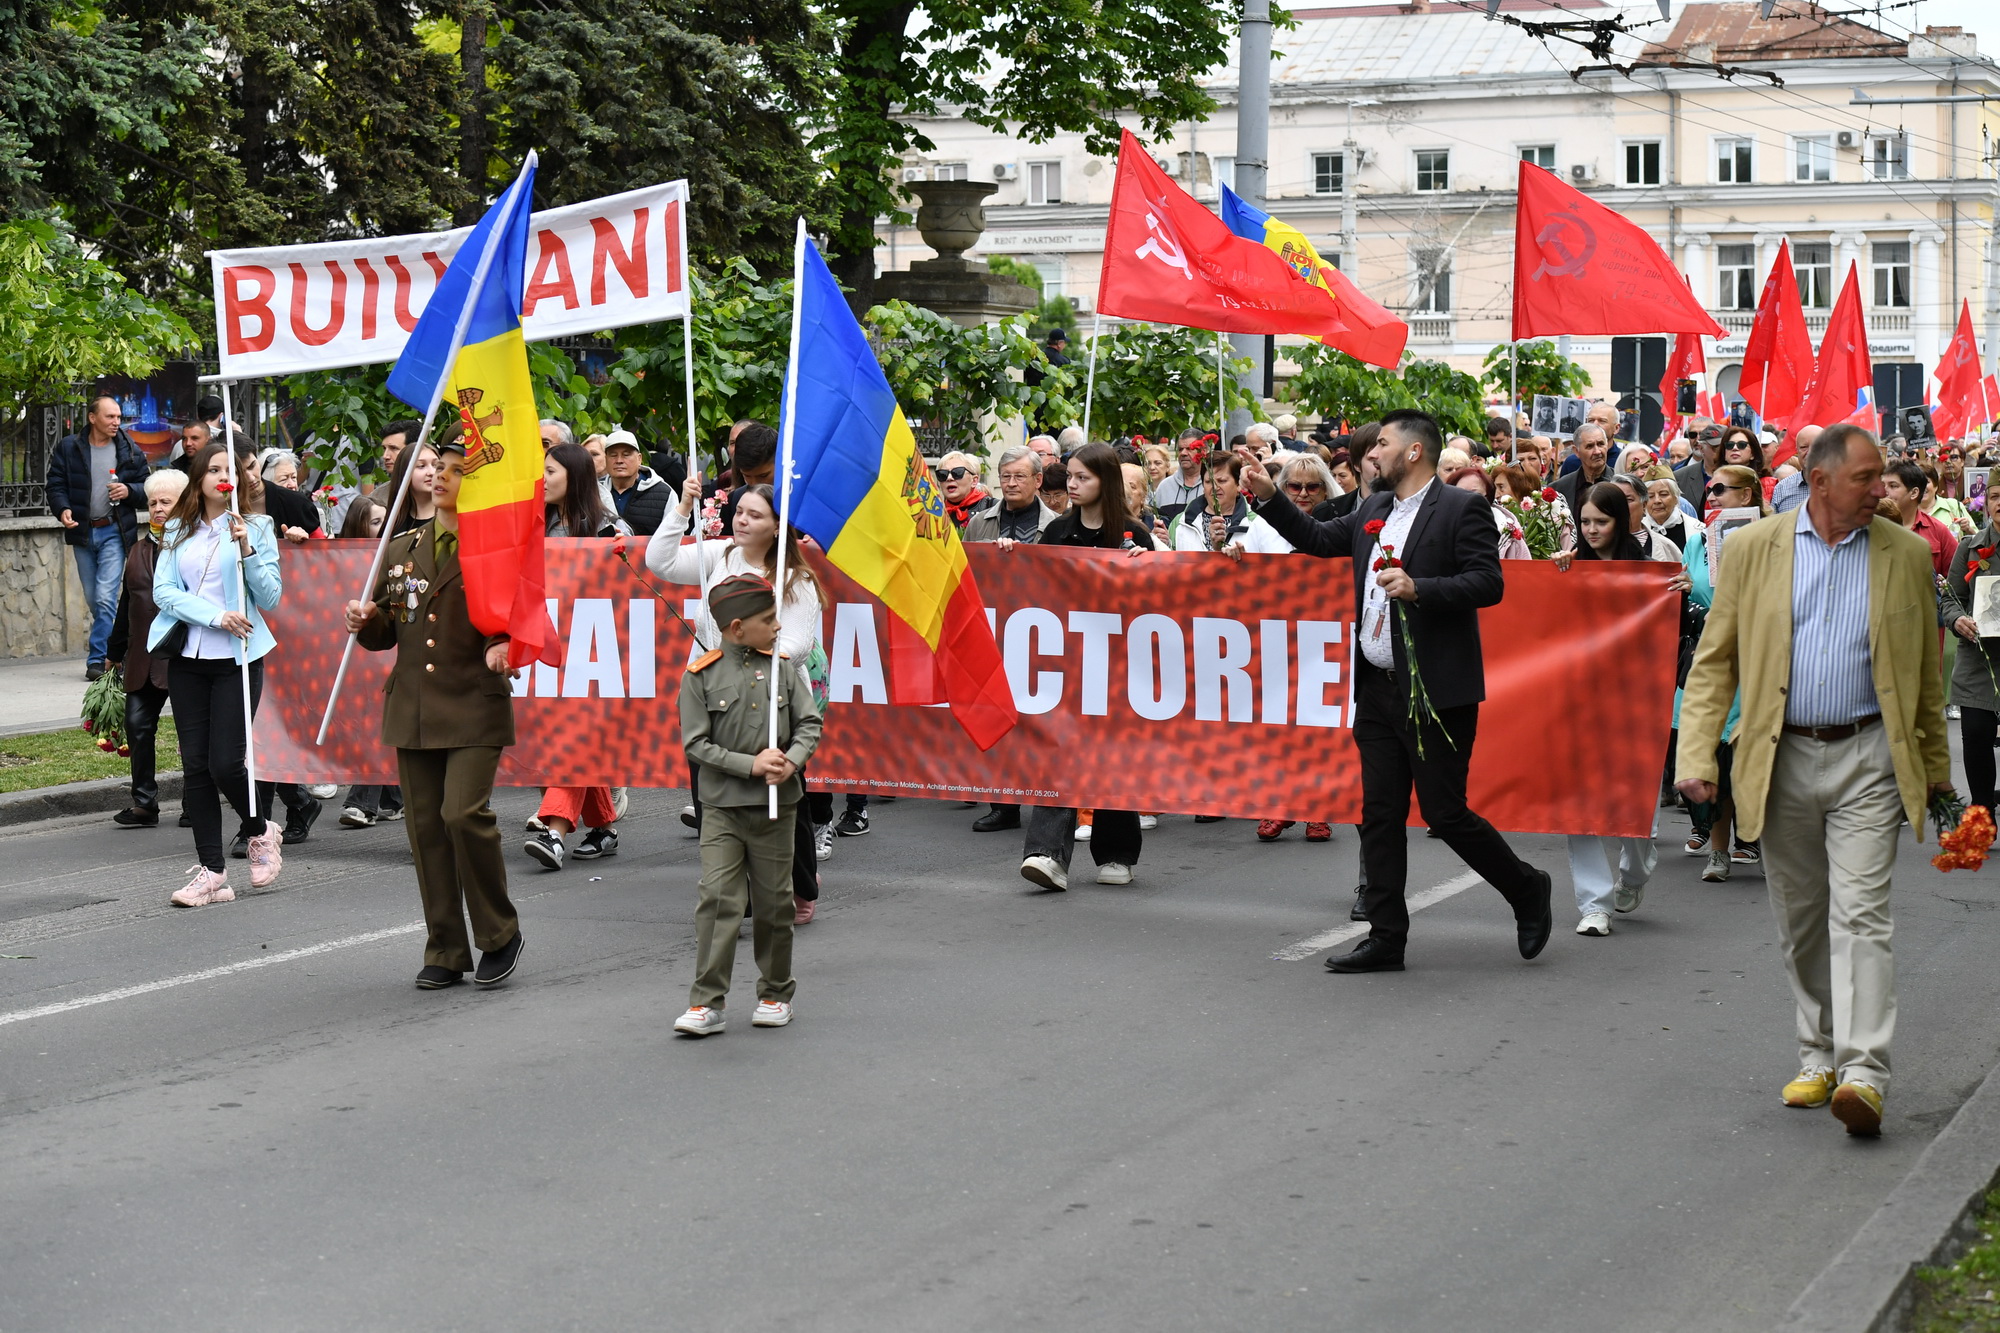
left=1415, top=150, right=1450, bottom=192
left=1717, top=244, right=1757, bottom=309
left=1520, top=144, right=1556, bottom=170
left=1716, top=138, right=1755, bottom=183
left=1793, top=241, right=1833, bottom=308
left=1867, top=134, right=1910, bottom=181
left=1412, top=246, right=1452, bottom=312
left=1214, top=155, right=1236, bottom=194
left=1027, top=160, right=1062, bottom=206
left=1313, top=152, right=1345, bottom=195
left=1792, top=135, right=1833, bottom=182
left=1623, top=141, right=1662, bottom=186
left=1031, top=259, right=1066, bottom=301
left=1872, top=240, right=1911, bottom=307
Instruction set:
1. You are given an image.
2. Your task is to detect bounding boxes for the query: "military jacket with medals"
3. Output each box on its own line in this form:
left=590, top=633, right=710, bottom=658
left=678, top=642, right=823, bottom=808
left=356, top=524, right=516, bottom=749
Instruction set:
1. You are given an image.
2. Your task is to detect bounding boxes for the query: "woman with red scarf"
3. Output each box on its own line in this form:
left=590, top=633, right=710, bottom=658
left=935, top=450, right=989, bottom=529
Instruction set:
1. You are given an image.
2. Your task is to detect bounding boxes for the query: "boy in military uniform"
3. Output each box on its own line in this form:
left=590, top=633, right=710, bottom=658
left=344, top=437, right=525, bottom=990
left=674, top=573, right=823, bottom=1036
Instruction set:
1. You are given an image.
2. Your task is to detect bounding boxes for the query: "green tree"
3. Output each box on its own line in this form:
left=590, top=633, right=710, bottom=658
left=1288, top=344, right=1485, bottom=438
left=865, top=300, right=1077, bottom=453
left=1085, top=324, right=1256, bottom=442
left=1481, top=339, right=1591, bottom=401
left=0, top=219, right=194, bottom=401
left=985, top=256, right=1078, bottom=343
left=818, top=0, right=1249, bottom=306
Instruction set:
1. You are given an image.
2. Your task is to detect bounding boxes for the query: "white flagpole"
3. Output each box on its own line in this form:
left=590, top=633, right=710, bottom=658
left=1509, top=340, right=1519, bottom=462
left=314, top=154, right=535, bottom=745
left=1080, top=310, right=1103, bottom=442
left=219, top=381, right=259, bottom=827
left=767, top=218, right=808, bottom=820
left=1215, top=330, right=1227, bottom=441
left=680, top=198, right=709, bottom=647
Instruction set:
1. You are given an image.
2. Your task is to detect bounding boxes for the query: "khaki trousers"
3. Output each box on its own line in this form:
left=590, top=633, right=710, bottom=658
left=1761, top=726, right=1901, bottom=1093
left=397, top=746, right=518, bottom=973
left=690, top=802, right=797, bottom=1011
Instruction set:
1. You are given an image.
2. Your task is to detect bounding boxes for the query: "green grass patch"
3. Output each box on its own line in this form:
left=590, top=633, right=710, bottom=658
left=0, top=718, right=179, bottom=795
left=1910, top=1189, right=2000, bottom=1333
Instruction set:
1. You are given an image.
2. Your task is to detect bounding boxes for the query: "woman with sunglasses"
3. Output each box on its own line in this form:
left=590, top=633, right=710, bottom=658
left=933, top=451, right=989, bottom=529
left=1717, top=426, right=1773, bottom=504
left=1682, top=464, right=1767, bottom=881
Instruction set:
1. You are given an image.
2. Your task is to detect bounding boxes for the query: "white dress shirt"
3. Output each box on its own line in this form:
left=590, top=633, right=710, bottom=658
left=177, top=513, right=242, bottom=659
left=1361, top=479, right=1435, bottom=670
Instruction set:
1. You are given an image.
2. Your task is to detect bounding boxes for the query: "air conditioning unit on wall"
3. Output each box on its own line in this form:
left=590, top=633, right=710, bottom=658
left=1570, top=163, right=1595, bottom=183
left=993, top=163, right=1019, bottom=181
left=1836, top=130, right=1858, bottom=148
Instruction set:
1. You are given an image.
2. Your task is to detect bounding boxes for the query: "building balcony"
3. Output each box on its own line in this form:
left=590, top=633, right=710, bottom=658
left=1710, top=309, right=1912, bottom=338
left=1408, top=313, right=1454, bottom=343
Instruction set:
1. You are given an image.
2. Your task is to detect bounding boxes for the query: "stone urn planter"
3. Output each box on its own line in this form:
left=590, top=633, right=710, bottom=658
left=879, top=178, right=1035, bottom=327
left=907, top=179, right=998, bottom=268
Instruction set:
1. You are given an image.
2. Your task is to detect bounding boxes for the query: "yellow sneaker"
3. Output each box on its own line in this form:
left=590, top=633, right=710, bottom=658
left=1830, top=1082, right=1884, bottom=1137
left=1781, top=1066, right=1837, bottom=1108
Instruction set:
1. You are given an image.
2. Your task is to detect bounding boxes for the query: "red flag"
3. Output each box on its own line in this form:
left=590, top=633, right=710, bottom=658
left=1512, top=162, right=1723, bottom=339
left=1779, top=263, right=1874, bottom=460
left=1099, top=130, right=1343, bottom=336
left=1739, top=240, right=1815, bottom=423
left=1320, top=261, right=1408, bottom=369
left=1985, top=375, right=2000, bottom=427
left=1934, top=300, right=1983, bottom=442
left=1658, top=332, right=1705, bottom=415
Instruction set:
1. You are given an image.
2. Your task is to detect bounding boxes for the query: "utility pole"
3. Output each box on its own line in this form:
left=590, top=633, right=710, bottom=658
left=1230, top=0, right=1271, bottom=420
left=1341, top=100, right=1367, bottom=276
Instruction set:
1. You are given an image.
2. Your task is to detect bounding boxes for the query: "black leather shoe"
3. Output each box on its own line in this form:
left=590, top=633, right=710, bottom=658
left=282, top=797, right=322, bottom=845
left=475, top=931, right=524, bottom=985
left=178, top=811, right=194, bottom=828
left=113, top=806, right=159, bottom=828
left=972, top=809, right=1020, bottom=832
left=415, top=966, right=463, bottom=990
left=1348, top=885, right=1368, bottom=923
left=1517, top=867, right=1554, bottom=960
left=1326, top=939, right=1405, bottom=973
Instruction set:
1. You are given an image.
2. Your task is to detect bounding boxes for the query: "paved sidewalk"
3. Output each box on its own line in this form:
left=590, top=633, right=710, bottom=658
left=0, top=652, right=91, bottom=737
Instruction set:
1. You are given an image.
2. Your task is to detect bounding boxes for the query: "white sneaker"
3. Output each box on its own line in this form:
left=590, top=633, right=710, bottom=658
left=813, top=822, right=834, bottom=862
left=1139, top=815, right=1158, bottom=831
left=1020, top=855, right=1068, bottom=891
left=525, top=814, right=546, bottom=833
left=1613, top=882, right=1645, bottom=914
left=1576, top=912, right=1612, bottom=936
left=611, top=786, right=629, bottom=819
left=1096, top=862, right=1133, bottom=885
left=1074, top=822, right=1092, bottom=842
left=673, top=1006, right=726, bottom=1036
left=752, top=1000, right=793, bottom=1027
left=307, top=783, right=339, bottom=800
left=1702, top=848, right=1731, bottom=882
left=246, top=826, right=283, bottom=888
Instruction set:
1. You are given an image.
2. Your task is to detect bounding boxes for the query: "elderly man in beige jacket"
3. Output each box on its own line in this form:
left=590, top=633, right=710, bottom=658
left=1677, top=423, right=1951, bottom=1137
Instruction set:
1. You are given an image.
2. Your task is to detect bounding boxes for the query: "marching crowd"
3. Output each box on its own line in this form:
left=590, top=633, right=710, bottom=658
left=47, top=379, right=1987, bottom=1125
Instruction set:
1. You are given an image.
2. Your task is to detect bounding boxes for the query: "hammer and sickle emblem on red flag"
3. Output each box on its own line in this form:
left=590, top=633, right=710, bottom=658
left=1135, top=209, right=1194, bottom=280
left=1530, top=207, right=1598, bottom=281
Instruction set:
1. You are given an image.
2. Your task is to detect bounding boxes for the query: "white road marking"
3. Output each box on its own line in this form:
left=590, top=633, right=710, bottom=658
left=1271, top=870, right=1487, bottom=961
left=0, top=922, right=423, bottom=1028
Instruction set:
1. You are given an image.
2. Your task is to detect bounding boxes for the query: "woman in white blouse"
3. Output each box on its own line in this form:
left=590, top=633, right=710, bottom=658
left=149, top=443, right=285, bottom=908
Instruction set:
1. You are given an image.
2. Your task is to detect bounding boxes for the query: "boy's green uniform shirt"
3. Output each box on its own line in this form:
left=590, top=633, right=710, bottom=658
left=678, top=643, right=823, bottom=806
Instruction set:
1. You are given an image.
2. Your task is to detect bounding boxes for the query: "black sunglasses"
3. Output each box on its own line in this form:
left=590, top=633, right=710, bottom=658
left=1285, top=481, right=1326, bottom=494
left=1706, top=482, right=1737, bottom=497
left=936, top=467, right=972, bottom=481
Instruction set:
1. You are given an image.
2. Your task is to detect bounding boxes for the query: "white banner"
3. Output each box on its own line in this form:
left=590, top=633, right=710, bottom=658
left=208, top=180, right=690, bottom=379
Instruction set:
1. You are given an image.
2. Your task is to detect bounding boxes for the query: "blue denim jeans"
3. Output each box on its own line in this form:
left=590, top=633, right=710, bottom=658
left=74, top=522, right=125, bottom=666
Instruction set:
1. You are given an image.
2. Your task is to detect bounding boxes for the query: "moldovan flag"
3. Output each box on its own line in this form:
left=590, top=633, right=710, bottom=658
left=779, top=229, right=1015, bottom=751
left=384, top=155, right=557, bottom=668
left=1219, top=185, right=1408, bottom=369
left=1099, top=130, right=1343, bottom=337
left=1740, top=239, right=1814, bottom=422
left=1512, top=162, right=1723, bottom=339
left=1779, top=262, right=1874, bottom=460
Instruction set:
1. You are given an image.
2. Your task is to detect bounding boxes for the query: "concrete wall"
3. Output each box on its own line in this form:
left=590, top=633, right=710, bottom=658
left=0, top=517, right=90, bottom=659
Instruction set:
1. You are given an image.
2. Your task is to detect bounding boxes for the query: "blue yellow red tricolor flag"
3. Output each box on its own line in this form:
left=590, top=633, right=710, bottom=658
left=1218, top=185, right=1408, bottom=370
left=779, top=232, right=1016, bottom=751
left=385, top=156, right=557, bottom=668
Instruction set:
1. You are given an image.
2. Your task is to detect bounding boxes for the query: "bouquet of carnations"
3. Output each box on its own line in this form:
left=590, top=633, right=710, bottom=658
left=80, top=667, right=130, bottom=756
left=1497, top=487, right=1566, bottom=560
left=1930, top=789, right=1995, bottom=873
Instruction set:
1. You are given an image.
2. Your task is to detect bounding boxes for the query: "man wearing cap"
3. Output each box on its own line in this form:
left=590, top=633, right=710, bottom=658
left=345, top=432, right=525, bottom=991
left=674, top=572, right=823, bottom=1036
left=1677, top=423, right=1726, bottom=510
left=603, top=428, right=672, bottom=536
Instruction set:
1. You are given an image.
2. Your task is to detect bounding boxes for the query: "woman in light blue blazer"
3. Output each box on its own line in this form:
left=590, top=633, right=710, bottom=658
left=150, top=442, right=285, bottom=907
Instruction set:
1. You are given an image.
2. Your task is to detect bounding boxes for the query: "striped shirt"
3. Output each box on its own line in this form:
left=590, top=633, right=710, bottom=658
left=1787, top=506, right=1876, bottom=727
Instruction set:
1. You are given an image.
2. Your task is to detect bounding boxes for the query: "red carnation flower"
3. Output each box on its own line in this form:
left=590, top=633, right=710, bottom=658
left=1364, top=519, right=1386, bottom=535
left=117, top=745, right=131, bottom=757
left=1541, top=487, right=1557, bottom=502
left=81, top=719, right=93, bottom=733
left=612, top=536, right=629, bottom=557
left=214, top=481, right=234, bottom=494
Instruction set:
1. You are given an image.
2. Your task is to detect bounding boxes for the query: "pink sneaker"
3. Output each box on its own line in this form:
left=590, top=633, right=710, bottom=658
left=247, top=825, right=283, bottom=888
left=793, top=896, right=816, bottom=925
left=171, top=866, right=230, bottom=908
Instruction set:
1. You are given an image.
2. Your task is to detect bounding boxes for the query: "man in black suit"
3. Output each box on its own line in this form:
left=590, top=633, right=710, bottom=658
left=1239, top=409, right=1554, bottom=973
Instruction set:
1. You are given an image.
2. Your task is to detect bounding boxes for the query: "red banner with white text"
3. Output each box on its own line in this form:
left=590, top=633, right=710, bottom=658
left=256, top=541, right=1679, bottom=836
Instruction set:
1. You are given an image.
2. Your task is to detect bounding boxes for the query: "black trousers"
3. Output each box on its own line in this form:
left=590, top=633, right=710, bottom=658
left=168, top=655, right=271, bottom=872
left=1963, top=708, right=1999, bottom=811
left=124, top=682, right=169, bottom=811
left=1353, top=663, right=1534, bottom=949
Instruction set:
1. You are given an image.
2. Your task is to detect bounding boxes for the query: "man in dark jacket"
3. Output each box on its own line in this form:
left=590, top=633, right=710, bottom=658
left=1238, top=409, right=1553, bottom=974
left=107, top=468, right=187, bottom=827
left=604, top=430, right=671, bottom=536
left=47, top=396, right=149, bottom=680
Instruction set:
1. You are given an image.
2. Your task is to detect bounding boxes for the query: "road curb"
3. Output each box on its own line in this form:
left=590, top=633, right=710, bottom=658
left=1781, top=1061, right=2000, bottom=1332
left=0, top=773, right=182, bottom=828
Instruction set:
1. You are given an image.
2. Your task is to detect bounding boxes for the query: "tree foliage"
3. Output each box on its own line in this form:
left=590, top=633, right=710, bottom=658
left=0, top=219, right=195, bottom=401
left=1480, top=340, right=1592, bottom=401
left=1084, top=324, right=1257, bottom=443
left=866, top=300, right=1078, bottom=453
left=1288, top=344, right=1485, bottom=438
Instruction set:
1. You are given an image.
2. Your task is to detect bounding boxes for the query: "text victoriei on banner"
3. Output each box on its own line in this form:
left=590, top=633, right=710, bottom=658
left=383, top=156, right=558, bottom=669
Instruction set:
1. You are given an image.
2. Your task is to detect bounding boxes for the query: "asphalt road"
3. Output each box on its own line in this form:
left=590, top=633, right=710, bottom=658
left=2, top=783, right=1998, bottom=1332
